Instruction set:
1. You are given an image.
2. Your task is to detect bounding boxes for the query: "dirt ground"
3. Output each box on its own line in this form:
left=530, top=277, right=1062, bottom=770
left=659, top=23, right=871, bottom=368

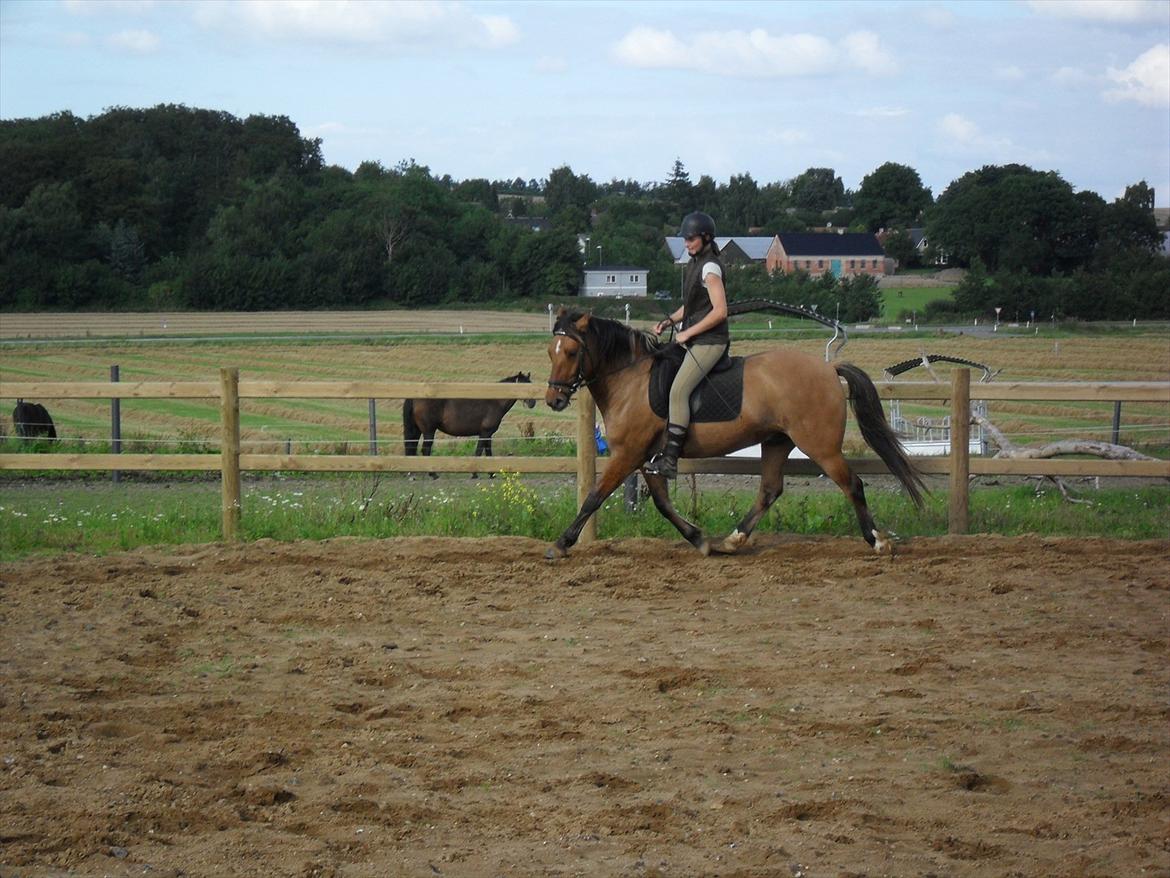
left=2, top=535, right=1168, bottom=878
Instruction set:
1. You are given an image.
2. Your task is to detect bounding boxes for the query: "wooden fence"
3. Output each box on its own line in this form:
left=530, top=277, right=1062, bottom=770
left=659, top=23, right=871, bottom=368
left=2, top=370, right=1167, bottom=543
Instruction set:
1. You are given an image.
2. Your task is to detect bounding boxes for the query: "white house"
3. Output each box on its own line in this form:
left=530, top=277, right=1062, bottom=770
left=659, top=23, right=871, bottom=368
left=580, top=266, right=648, bottom=298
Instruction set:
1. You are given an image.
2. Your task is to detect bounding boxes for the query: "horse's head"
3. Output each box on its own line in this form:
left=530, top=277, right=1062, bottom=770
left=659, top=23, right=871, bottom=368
left=503, top=371, right=537, bottom=409
left=545, top=309, right=592, bottom=411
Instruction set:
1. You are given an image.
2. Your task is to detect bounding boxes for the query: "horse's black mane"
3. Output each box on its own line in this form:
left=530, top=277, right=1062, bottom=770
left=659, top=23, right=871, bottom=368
left=555, top=310, right=665, bottom=370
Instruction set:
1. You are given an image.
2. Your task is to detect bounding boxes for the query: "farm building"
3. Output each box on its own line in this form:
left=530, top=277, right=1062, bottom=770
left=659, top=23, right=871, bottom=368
left=580, top=266, right=648, bottom=298
left=664, top=236, right=775, bottom=267
left=768, top=232, right=886, bottom=278
left=665, top=233, right=887, bottom=277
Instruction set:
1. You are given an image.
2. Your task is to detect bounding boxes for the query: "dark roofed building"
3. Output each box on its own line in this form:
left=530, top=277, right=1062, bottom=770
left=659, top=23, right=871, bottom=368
left=769, top=232, right=886, bottom=278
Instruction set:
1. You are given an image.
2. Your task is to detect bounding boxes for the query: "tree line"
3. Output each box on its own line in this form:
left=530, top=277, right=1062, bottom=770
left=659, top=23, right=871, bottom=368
left=1, top=105, right=1164, bottom=320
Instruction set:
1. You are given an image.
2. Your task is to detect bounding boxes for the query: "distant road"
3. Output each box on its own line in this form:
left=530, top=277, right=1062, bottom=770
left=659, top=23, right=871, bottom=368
left=0, top=310, right=554, bottom=341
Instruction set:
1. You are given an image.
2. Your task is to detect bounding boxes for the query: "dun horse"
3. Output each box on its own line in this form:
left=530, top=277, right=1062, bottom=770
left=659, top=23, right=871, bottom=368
left=544, top=309, right=926, bottom=559
left=403, top=372, right=536, bottom=477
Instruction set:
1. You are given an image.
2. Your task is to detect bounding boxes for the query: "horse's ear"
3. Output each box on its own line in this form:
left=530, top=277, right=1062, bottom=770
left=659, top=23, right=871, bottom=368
left=574, top=312, right=590, bottom=333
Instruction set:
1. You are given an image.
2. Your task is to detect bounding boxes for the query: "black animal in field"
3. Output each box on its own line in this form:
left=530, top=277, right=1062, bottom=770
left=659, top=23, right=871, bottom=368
left=13, top=399, right=57, bottom=439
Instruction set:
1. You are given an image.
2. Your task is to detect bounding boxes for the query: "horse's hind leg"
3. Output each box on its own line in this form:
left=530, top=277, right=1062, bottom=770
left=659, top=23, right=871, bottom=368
left=422, top=432, right=438, bottom=479
left=716, top=435, right=794, bottom=554
left=817, top=451, right=891, bottom=554
left=643, top=473, right=710, bottom=556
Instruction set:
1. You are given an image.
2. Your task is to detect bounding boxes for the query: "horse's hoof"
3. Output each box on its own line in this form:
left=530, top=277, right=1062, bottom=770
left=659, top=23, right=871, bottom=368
left=717, top=530, right=748, bottom=554
left=695, top=537, right=711, bottom=557
left=545, top=544, right=567, bottom=561
left=873, top=530, right=895, bottom=555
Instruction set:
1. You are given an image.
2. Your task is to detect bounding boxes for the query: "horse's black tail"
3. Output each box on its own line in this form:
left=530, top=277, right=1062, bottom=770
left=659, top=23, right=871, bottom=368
left=402, top=399, right=420, bottom=456
left=836, top=363, right=927, bottom=509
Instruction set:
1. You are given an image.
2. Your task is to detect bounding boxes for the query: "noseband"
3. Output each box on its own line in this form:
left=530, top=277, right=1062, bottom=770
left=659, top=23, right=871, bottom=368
left=547, top=328, right=593, bottom=397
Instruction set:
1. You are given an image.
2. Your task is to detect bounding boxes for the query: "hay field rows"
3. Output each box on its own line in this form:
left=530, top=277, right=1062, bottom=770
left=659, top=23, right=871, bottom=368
left=2, top=313, right=1169, bottom=455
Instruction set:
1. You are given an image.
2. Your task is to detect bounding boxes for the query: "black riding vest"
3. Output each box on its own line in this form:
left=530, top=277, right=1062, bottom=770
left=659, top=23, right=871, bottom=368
left=682, top=249, right=729, bottom=346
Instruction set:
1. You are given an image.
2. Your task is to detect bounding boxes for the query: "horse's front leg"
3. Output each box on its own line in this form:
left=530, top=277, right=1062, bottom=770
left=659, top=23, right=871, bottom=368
left=642, top=472, right=710, bottom=556
left=546, top=455, right=638, bottom=560
left=481, top=432, right=496, bottom=479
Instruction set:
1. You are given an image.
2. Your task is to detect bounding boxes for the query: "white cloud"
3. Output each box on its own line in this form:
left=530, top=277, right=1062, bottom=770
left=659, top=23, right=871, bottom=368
left=535, top=56, right=568, bottom=74
left=855, top=106, right=910, bottom=118
left=1104, top=44, right=1170, bottom=107
left=63, top=0, right=157, bottom=14
left=939, top=113, right=981, bottom=144
left=105, top=28, right=159, bottom=54
left=763, top=127, right=809, bottom=145
left=193, top=0, right=518, bottom=50
left=938, top=113, right=1013, bottom=153
left=61, top=31, right=93, bottom=48
left=995, top=65, right=1026, bottom=80
left=611, top=27, right=896, bottom=78
left=1025, top=0, right=1166, bottom=23
left=841, top=31, right=897, bottom=75
left=1050, top=65, right=1093, bottom=85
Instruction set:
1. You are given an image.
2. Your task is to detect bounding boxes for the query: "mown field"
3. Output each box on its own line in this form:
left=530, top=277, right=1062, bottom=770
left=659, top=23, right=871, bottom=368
left=2, top=312, right=1168, bottom=456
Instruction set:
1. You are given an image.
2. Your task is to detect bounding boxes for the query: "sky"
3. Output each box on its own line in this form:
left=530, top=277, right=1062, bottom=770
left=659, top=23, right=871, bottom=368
left=1, top=0, right=1168, bottom=206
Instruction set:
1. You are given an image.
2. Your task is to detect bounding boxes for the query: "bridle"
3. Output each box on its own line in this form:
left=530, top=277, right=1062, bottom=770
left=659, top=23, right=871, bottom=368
left=547, top=328, right=594, bottom=398
left=547, top=321, right=670, bottom=400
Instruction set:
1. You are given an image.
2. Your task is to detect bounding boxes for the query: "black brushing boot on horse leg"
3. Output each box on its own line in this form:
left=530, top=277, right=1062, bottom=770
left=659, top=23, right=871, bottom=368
left=644, top=423, right=687, bottom=478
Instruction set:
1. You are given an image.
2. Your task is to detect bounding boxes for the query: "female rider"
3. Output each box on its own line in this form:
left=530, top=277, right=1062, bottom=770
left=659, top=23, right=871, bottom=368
left=644, top=211, right=729, bottom=478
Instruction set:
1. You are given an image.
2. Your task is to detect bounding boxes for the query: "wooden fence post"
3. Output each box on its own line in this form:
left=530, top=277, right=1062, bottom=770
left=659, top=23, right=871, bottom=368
left=576, top=388, right=597, bottom=544
left=220, top=368, right=241, bottom=543
left=949, top=368, right=971, bottom=535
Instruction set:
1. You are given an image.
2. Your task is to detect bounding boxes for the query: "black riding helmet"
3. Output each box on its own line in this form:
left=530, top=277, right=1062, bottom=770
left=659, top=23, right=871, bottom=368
left=678, top=211, right=716, bottom=241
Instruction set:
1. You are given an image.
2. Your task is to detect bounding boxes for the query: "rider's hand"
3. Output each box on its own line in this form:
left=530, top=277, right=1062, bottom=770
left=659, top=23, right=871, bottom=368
left=655, top=319, right=669, bottom=335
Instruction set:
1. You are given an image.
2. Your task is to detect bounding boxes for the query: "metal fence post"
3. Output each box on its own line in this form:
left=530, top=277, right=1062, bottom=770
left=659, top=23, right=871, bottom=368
left=110, top=365, right=121, bottom=484
left=576, top=388, right=597, bottom=544
left=949, top=368, right=971, bottom=535
left=220, top=368, right=241, bottom=543
left=368, top=398, right=378, bottom=455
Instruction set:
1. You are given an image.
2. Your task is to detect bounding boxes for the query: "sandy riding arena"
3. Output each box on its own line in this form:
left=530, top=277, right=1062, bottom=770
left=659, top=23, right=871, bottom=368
left=2, top=535, right=1167, bottom=877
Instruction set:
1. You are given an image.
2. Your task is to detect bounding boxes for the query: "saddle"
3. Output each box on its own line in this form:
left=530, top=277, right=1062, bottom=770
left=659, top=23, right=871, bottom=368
left=648, top=346, right=744, bottom=423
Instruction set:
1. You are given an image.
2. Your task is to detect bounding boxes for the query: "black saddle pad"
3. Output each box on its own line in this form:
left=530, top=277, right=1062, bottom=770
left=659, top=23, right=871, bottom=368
left=649, top=347, right=744, bottom=423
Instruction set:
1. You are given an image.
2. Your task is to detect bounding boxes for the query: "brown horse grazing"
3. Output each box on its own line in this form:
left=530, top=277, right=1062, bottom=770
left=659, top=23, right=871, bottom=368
left=544, top=309, right=926, bottom=559
left=403, top=372, right=536, bottom=478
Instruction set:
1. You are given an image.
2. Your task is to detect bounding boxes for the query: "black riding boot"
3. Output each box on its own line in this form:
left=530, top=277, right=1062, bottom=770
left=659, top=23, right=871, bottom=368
left=644, top=423, right=687, bottom=478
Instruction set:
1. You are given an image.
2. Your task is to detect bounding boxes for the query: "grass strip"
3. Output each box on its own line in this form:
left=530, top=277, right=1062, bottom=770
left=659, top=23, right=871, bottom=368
left=1, top=474, right=1165, bottom=560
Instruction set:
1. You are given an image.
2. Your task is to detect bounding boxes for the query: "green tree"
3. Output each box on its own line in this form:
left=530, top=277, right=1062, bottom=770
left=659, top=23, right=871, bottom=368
left=853, top=162, right=932, bottom=232
left=453, top=178, right=499, bottom=212
left=664, top=158, right=693, bottom=212
left=789, top=168, right=844, bottom=212
left=927, top=164, right=1085, bottom=274
left=881, top=229, right=917, bottom=269
left=544, top=165, right=597, bottom=231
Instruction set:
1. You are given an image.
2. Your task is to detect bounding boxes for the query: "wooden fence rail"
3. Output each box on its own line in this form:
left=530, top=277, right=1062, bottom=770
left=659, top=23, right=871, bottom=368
left=2, top=371, right=1168, bottom=543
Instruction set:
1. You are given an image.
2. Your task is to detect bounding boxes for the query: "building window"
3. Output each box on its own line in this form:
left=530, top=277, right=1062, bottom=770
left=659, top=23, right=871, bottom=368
left=629, top=274, right=638, bottom=283
left=606, top=275, right=616, bottom=283
left=848, top=259, right=855, bottom=269
left=817, top=259, right=824, bottom=269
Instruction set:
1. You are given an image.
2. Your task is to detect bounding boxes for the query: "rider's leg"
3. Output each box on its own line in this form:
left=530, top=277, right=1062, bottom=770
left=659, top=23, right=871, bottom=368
left=644, top=344, right=724, bottom=478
